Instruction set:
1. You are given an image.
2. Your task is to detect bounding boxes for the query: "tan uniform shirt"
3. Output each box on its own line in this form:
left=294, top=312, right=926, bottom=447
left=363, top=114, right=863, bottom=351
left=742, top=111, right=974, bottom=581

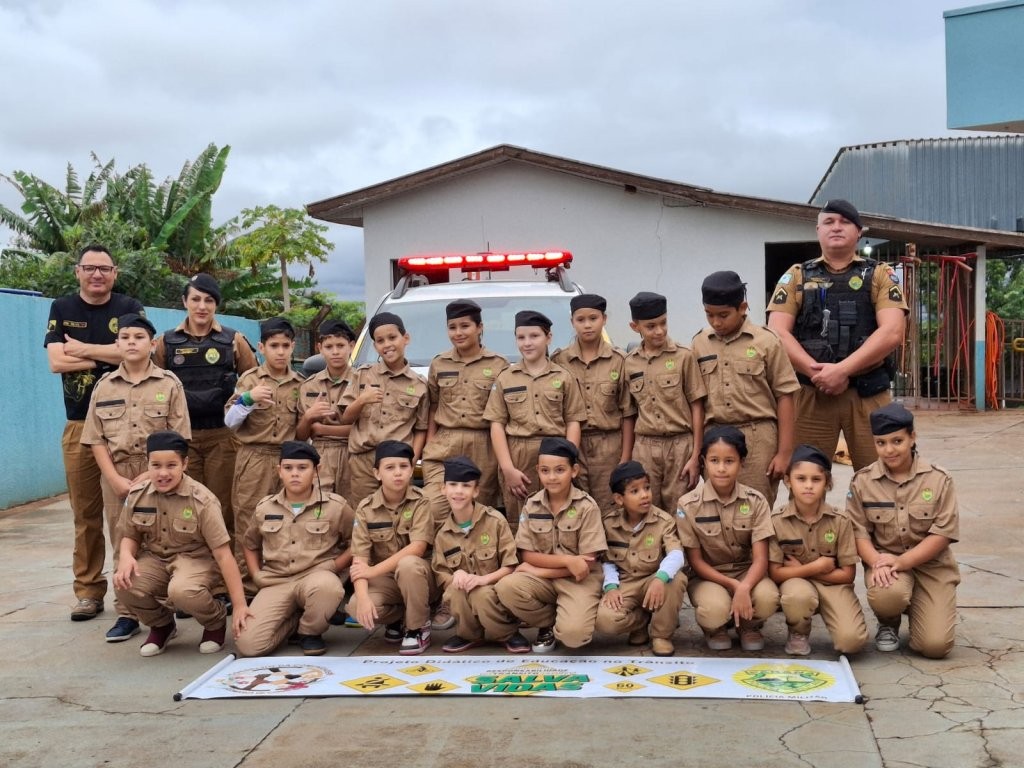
left=676, top=482, right=772, bottom=577
left=602, top=505, right=682, bottom=582
left=81, top=362, right=191, bottom=462
left=432, top=503, right=518, bottom=588
left=339, top=361, right=428, bottom=454
left=428, top=347, right=508, bottom=431
left=242, top=490, right=353, bottom=583
left=231, top=364, right=303, bottom=445
left=483, top=360, right=587, bottom=437
left=119, top=475, right=229, bottom=558
left=768, top=501, right=859, bottom=567
left=552, top=339, right=635, bottom=432
left=624, top=338, right=706, bottom=436
left=153, top=319, right=257, bottom=373
left=768, top=256, right=909, bottom=317
left=298, top=368, right=352, bottom=443
left=847, top=456, right=959, bottom=565
left=515, top=485, right=607, bottom=556
left=350, top=485, right=435, bottom=564
left=691, top=320, right=800, bottom=425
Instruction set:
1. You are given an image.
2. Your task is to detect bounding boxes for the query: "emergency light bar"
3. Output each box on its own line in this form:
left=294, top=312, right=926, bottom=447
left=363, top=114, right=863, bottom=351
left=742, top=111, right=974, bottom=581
left=399, top=251, right=573, bottom=272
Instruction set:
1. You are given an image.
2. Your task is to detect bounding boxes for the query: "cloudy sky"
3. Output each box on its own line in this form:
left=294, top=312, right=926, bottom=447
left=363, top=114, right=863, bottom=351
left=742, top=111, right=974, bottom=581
left=0, top=0, right=972, bottom=301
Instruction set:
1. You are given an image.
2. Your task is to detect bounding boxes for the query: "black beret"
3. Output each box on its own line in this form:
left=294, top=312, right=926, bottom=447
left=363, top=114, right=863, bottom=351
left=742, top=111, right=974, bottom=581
left=260, top=316, right=294, bottom=340
left=184, top=273, right=221, bottom=304
left=443, top=455, right=482, bottom=483
left=789, top=444, right=832, bottom=472
left=609, top=460, right=648, bottom=494
left=538, top=436, right=578, bottom=463
left=629, top=291, right=667, bottom=321
left=146, top=430, right=188, bottom=455
left=445, top=299, right=481, bottom=321
left=319, top=318, right=356, bottom=342
left=570, top=293, right=607, bottom=314
left=701, top=271, right=746, bottom=306
left=280, top=440, right=320, bottom=465
left=870, top=402, right=914, bottom=436
left=117, top=312, right=156, bottom=337
left=368, top=312, right=406, bottom=336
left=375, top=440, right=414, bottom=466
left=514, top=310, right=552, bottom=331
left=702, top=424, right=748, bottom=459
left=820, top=199, right=863, bottom=229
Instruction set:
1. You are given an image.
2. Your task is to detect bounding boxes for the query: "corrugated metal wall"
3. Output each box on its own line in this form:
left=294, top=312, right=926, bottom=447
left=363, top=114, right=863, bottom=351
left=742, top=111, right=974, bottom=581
left=812, top=137, right=1024, bottom=232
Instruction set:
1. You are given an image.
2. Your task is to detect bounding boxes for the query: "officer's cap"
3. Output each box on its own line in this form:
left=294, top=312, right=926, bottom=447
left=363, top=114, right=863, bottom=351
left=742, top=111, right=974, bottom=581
left=319, top=318, right=356, bottom=342
left=368, top=312, right=406, bottom=337
left=701, top=271, right=746, bottom=306
left=629, top=292, right=667, bottom=321
left=820, top=199, right=863, bottom=230
left=869, top=402, right=914, bottom=436
left=514, top=310, right=552, bottom=331
left=538, top=436, right=578, bottom=464
left=570, top=293, right=607, bottom=315
left=146, top=430, right=188, bottom=455
left=789, top=443, right=832, bottom=472
left=445, top=299, right=481, bottom=321
left=280, top=440, right=320, bottom=465
left=443, top=455, right=482, bottom=483
left=260, top=316, right=295, bottom=341
left=609, top=460, right=648, bottom=494
left=184, top=273, right=221, bottom=304
left=117, top=312, right=156, bottom=338
left=374, top=440, right=414, bottom=466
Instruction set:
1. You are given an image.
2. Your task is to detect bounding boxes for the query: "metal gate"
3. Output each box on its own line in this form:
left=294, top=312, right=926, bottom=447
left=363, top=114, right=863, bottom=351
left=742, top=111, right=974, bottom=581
left=993, top=317, right=1024, bottom=406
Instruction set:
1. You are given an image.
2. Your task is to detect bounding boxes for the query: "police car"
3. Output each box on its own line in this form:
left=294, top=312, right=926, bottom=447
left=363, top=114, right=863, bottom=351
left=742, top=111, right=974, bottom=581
left=350, top=250, right=588, bottom=374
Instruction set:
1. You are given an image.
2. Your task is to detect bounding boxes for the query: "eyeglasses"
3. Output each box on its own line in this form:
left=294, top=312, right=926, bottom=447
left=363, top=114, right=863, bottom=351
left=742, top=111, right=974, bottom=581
left=77, top=264, right=116, bottom=275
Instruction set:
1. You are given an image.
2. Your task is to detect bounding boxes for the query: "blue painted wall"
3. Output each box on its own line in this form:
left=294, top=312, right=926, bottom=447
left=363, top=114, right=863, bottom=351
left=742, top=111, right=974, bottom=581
left=0, top=293, right=260, bottom=509
left=946, top=1, right=1024, bottom=131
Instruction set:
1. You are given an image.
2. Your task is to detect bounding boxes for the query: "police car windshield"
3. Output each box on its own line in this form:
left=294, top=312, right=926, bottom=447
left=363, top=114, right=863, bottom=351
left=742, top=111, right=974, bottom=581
left=354, top=297, right=578, bottom=367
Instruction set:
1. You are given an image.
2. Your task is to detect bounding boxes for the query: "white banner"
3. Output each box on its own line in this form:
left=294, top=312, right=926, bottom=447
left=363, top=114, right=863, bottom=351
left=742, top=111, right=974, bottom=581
left=177, top=654, right=862, bottom=703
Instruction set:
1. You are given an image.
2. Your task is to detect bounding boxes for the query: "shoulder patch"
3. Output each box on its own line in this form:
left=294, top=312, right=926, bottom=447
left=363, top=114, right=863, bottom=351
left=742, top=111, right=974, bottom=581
left=772, top=287, right=788, bottom=305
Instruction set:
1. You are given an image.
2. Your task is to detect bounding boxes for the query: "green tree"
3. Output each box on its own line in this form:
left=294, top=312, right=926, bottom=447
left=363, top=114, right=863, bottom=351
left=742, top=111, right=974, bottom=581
left=987, top=258, right=1024, bottom=319
left=229, top=205, right=332, bottom=312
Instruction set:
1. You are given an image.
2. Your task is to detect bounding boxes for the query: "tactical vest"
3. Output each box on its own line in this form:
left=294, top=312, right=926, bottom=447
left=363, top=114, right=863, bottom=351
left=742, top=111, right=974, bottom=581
left=164, top=326, right=238, bottom=429
left=794, top=258, right=887, bottom=392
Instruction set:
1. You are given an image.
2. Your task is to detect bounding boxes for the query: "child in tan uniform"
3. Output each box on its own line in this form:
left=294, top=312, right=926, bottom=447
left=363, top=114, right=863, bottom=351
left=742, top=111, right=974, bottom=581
left=431, top=456, right=527, bottom=653
left=769, top=444, right=867, bottom=656
left=81, top=312, right=191, bottom=642
left=114, top=431, right=251, bottom=657
left=235, top=441, right=354, bottom=657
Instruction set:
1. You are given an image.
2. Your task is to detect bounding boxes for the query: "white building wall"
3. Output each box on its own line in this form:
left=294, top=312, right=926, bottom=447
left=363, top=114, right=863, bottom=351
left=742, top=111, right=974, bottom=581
left=362, top=163, right=814, bottom=344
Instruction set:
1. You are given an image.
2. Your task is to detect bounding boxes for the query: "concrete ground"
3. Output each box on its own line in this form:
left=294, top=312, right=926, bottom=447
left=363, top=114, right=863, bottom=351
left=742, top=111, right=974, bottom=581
left=1, top=410, right=1021, bottom=768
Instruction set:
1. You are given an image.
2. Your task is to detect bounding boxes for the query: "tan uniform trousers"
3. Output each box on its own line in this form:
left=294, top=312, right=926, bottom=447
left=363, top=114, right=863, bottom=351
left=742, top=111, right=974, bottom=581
left=100, top=454, right=148, bottom=619
left=578, top=430, right=622, bottom=514
left=688, top=574, right=780, bottom=632
left=596, top=572, right=688, bottom=640
left=633, top=433, right=693, bottom=512
left=186, top=427, right=238, bottom=538
left=494, top=570, right=603, bottom=649
left=63, top=420, right=107, bottom=602
left=423, top=427, right=501, bottom=508
left=795, top=385, right=891, bottom=471
left=346, top=450, right=379, bottom=510
left=444, top=583, right=520, bottom=642
left=115, top=552, right=226, bottom=630
left=345, top=556, right=438, bottom=630
left=311, top=438, right=349, bottom=499
left=232, top=445, right=282, bottom=595
left=236, top=570, right=344, bottom=657
left=779, top=578, right=867, bottom=654
left=865, top=561, right=960, bottom=659
left=732, top=420, right=779, bottom=507
left=499, top=436, right=543, bottom=534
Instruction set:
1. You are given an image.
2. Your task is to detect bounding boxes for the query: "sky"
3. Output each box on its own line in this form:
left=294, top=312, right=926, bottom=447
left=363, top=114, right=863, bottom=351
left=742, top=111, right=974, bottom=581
left=0, top=0, right=974, bottom=302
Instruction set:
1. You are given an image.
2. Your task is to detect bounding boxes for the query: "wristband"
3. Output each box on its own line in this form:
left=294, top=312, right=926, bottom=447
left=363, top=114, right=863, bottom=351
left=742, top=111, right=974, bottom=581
left=655, top=571, right=670, bottom=583
left=603, top=583, right=619, bottom=593
left=241, top=391, right=254, bottom=407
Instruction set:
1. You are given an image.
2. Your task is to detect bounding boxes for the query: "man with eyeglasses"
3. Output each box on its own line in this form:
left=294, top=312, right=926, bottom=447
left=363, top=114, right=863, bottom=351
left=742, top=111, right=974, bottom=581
left=44, top=244, right=145, bottom=628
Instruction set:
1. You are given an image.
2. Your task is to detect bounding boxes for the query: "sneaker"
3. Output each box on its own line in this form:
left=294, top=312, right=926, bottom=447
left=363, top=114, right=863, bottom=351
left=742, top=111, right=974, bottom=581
left=705, top=629, right=732, bottom=651
left=399, top=624, right=431, bottom=655
left=383, top=622, right=404, bottom=643
left=739, top=627, right=765, bottom=652
left=505, top=632, right=531, bottom=654
left=785, top=631, right=811, bottom=656
left=328, top=608, right=348, bottom=626
left=298, top=634, right=327, bottom=656
left=344, top=615, right=363, bottom=629
left=431, top=603, right=456, bottom=631
left=105, top=617, right=141, bottom=643
left=140, top=623, right=177, bottom=657
left=70, top=598, right=104, bottom=622
left=652, top=637, right=675, bottom=656
left=442, top=635, right=483, bottom=653
left=214, top=593, right=233, bottom=616
left=875, top=624, right=900, bottom=652
left=532, top=627, right=557, bottom=654
left=628, top=628, right=650, bottom=646
left=199, top=625, right=227, bottom=654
